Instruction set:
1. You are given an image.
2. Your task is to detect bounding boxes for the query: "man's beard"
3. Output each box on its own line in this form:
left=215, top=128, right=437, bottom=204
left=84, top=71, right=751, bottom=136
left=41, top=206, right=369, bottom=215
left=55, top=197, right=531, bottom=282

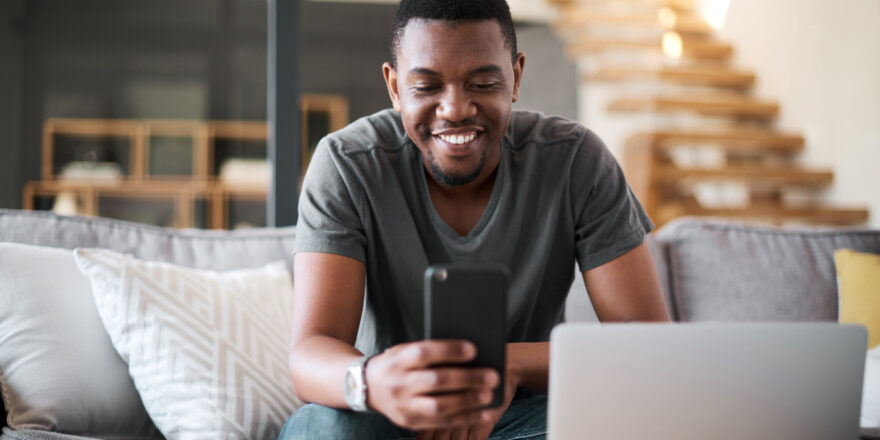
left=426, top=148, right=488, bottom=187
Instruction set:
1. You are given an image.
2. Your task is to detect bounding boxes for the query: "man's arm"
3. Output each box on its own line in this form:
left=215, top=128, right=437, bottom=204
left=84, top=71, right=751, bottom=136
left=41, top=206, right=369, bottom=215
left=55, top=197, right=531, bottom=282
left=506, top=240, right=671, bottom=393
left=288, top=252, right=498, bottom=430
left=583, top=241, right=671, bottom=322
left=288, top=252, right=367, bottom=407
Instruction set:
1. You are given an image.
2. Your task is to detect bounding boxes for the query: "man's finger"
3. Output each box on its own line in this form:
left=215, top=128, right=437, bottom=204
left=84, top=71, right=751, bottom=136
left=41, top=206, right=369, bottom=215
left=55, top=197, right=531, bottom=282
left=394, top=339, right=477, bottom=369
left=411, top=391, right=493, bottom=419
left=468, top=424, right=493, bottom=440
left=407, top=367, right=498, bottom=394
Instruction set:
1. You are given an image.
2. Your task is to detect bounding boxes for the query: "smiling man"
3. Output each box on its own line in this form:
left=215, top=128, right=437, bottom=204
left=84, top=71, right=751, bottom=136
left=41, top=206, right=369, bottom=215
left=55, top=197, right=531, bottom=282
left=280, top=1, right=670, bottom=439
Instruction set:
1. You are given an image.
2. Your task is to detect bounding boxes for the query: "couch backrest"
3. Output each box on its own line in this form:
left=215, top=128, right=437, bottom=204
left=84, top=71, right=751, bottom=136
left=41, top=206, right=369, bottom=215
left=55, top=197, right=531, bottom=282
left=0, top=209, right=297, bottom=272
left=654, top=218, right=880, bottom=322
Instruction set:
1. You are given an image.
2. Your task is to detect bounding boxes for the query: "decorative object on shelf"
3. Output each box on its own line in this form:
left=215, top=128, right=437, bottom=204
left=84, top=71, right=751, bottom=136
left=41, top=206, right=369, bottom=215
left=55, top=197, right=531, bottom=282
left=59, top=162, right=124, bottom=182
left=51, top=191, right=83, bottom=216
left=218, top=159, right=270, bottom=187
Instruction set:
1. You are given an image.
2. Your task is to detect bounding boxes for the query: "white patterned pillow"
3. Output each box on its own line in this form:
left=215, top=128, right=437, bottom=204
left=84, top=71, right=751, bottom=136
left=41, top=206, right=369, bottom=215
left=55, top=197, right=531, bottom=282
left=74, top=248, right=303, bottom=439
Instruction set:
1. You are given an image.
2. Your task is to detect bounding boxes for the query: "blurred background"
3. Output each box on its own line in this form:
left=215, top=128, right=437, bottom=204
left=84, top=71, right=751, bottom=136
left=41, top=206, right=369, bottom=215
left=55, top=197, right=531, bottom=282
left=1, top=0, right=877, bottom=230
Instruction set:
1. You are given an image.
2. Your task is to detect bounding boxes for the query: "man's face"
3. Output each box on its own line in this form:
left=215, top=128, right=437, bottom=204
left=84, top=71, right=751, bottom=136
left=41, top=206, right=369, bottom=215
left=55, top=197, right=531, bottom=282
left=383, top=19, right=525, bottom=187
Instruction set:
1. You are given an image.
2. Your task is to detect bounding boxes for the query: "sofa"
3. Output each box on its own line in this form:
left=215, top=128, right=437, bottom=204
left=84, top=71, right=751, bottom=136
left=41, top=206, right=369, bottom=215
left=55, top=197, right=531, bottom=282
left=0, top=208, right=877, bottom=439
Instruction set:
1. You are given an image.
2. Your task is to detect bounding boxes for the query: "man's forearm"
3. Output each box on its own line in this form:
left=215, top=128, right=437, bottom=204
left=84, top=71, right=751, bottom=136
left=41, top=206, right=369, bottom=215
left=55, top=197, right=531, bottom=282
left=507, top=342, right=550, bottom=391
left=289, top=335, right=365, bottom=408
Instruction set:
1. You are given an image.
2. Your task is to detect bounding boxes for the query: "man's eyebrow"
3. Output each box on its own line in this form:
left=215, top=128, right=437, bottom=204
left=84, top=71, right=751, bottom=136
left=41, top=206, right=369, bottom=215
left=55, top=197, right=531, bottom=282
left=406, top=65, right=504, bottom=78
left=408, top=67, right=441, bottom=77
left=468, top=65, right=503, bottom=75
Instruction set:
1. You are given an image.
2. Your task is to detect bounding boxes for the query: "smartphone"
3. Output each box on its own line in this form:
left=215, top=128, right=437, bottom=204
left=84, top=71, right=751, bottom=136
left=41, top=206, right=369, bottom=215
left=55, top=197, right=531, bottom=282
left=424, top=264, right=508, bottom=408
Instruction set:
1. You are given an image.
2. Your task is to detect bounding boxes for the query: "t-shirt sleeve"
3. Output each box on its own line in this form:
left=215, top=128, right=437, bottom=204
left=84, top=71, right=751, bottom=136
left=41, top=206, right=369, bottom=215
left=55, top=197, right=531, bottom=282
left=294, top=139, right=368, bottom=263
left=571, top=129, right=654, bottom=272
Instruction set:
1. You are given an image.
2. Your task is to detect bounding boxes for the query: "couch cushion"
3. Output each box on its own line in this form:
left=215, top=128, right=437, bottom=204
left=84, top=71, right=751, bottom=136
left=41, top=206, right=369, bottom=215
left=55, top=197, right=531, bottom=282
left=655, top=218, right=880, bottom=322
left=74, top=249, right=302, bottom=439
left=835, top=249, right=880, bottom=349
left=0, top=243, right=159, bottom=438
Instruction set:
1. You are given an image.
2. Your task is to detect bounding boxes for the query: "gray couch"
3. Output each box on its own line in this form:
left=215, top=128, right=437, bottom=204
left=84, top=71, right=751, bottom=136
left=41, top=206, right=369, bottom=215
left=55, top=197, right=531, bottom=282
left=0, top=208, right=878, bottom=439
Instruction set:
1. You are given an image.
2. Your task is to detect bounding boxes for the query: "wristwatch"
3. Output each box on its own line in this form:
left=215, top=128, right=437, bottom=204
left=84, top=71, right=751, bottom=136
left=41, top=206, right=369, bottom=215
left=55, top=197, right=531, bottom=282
left=343, top=355, right=372, bottom=412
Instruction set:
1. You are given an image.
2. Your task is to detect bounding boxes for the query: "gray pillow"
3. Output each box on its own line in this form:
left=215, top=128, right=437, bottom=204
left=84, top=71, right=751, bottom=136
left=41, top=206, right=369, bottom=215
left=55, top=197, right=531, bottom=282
left=0, top=242, right=160, bottom=438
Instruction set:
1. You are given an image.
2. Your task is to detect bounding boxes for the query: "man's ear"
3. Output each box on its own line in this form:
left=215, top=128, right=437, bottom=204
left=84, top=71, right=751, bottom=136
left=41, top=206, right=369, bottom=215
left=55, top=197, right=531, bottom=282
left=511, top=52, right=526, bottom=103
left=382, top=62, right=402, bottom=112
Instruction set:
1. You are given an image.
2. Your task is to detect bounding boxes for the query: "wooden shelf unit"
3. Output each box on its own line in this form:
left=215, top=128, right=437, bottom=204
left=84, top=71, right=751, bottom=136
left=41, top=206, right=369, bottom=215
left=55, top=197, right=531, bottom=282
left=25, top=94, right=349, bottom=229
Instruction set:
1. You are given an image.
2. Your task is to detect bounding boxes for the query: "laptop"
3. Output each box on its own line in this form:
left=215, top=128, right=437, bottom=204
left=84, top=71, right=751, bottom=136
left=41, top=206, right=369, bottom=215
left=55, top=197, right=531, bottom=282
left=548, top=323, right=867, bottom=440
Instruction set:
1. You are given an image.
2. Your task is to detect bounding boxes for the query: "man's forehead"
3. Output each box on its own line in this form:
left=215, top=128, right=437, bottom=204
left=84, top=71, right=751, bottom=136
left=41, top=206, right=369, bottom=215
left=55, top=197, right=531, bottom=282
left=397, top=19, right=507, bottom=65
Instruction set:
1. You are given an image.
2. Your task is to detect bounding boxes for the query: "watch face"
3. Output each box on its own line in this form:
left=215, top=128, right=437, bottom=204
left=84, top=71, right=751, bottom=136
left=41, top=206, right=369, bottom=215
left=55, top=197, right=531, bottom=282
left=345, top=370, right=357, bottom=393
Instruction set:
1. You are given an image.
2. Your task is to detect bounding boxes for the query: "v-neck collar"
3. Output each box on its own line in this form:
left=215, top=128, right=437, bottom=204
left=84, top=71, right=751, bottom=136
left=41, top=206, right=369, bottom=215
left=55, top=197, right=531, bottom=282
left=416, top=143, right=506, bottom=243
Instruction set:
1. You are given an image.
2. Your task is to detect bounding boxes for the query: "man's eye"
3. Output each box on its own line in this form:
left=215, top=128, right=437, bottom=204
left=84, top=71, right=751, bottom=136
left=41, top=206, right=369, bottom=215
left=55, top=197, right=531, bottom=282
left=472, top=82, right=499, bottom=90
left=412, top=85, right=440, bottom=92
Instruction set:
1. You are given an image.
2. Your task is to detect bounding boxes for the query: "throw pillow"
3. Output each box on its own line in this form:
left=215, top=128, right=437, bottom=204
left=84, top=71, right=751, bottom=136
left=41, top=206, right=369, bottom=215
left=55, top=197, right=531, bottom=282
left=864, top=346, right=880, bottom=428
left=834, top=249, right=880, bottom=350
left=73, top=248, right=303, bottom=440
left=0, top=242, right=159, bottom=437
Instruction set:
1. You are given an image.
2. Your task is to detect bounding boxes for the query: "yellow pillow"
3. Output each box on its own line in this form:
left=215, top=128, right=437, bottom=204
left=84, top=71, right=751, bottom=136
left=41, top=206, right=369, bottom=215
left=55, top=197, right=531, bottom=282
left=835, top=249, right=880, bottom=350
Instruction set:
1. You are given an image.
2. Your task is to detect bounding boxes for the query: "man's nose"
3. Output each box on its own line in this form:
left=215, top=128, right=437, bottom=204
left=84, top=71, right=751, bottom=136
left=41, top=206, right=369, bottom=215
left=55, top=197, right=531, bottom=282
left=436, top=87, right=477, bottom=122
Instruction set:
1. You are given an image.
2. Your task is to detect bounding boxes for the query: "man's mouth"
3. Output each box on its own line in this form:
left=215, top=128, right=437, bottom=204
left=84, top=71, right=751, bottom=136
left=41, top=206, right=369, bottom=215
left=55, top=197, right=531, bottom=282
left=437, top=132, right=478, bottom=145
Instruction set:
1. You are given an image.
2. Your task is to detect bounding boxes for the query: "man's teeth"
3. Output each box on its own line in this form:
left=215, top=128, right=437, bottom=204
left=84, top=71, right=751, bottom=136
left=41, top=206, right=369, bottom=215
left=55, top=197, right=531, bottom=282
left=439, top=133, right=477, bottom=145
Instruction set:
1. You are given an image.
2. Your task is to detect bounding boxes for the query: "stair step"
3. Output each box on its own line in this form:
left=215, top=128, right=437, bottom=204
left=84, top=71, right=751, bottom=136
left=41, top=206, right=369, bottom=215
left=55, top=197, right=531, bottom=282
left=549, top=0, right=695, bottom=12
left=628, top=130, right=805, bottom=153
left=609, top=95, right=779, bottom=119
left=568, top=37, right=733, bottom=59
left=655, top=165, right=834, bottom=186
left=555, top=10, right=712, bottom=34
left=658, top=203, right=870, bottom=226
left=590, top=66, right=755, bottom=88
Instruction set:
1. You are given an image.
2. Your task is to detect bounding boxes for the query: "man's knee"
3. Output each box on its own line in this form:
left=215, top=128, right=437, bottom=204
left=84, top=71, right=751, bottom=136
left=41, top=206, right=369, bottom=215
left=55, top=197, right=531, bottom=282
left=278, top=404, right=404, bottom=440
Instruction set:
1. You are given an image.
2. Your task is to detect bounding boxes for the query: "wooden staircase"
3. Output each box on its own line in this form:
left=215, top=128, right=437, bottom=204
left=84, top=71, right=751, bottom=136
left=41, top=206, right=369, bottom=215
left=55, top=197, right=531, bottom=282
left=547, top=0, right=869, bottom=227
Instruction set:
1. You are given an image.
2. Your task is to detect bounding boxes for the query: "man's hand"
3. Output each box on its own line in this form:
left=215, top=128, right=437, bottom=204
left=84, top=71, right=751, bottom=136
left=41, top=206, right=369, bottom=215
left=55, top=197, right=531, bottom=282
left=415, top=343, right=523, bottom=440
left=415, top=362, right=517, bottom=440
left=365, top=339, right=500, bottom=431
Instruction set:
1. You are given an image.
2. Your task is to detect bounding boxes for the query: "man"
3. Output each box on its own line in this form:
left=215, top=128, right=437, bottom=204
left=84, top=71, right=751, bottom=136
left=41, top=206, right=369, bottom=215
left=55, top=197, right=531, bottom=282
left=279, top=0, right=670, bottom=438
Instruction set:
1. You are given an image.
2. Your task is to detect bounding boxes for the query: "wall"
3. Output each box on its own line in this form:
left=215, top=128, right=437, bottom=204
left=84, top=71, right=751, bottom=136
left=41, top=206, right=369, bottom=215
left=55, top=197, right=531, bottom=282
left=718, top=0, right=880, bottom=227
left=515, top=23, right=579, bottom=120
left=0, top=1, right=24, bottom=210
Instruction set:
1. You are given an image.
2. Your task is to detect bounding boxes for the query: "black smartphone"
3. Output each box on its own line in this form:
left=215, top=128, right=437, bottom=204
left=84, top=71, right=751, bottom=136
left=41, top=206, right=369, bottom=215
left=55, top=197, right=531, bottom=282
left=424, top=263, right=508, bottom=408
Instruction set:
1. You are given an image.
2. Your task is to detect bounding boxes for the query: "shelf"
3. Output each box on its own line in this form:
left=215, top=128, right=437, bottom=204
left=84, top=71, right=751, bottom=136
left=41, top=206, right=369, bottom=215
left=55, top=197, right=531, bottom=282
left=627, top=130, right=804, bottom=153
left=589, top=65, right=755, bottom=89
left=567, top=37, right=733, bottom=60
left=656, top=201, right=870, bottom=226
left=549, top=0, right=696, bottom=12
left=26, top=94, right=348, bottom=230
left=555, top=9, right=712, bottom=35
left=654, top=165, right=835, bottom=187
left=608, top=95, right=779, bottom=119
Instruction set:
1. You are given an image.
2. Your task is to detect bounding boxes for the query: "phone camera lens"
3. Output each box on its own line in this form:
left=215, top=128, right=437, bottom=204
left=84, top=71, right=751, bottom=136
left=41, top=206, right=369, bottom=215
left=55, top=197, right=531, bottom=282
left=435, top=269, right=447, bottom=282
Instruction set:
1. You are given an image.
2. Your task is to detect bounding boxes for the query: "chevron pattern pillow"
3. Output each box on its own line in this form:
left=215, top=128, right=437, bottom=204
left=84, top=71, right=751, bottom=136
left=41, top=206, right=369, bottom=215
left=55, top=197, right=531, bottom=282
left=74, top=248, right=303, bottom=439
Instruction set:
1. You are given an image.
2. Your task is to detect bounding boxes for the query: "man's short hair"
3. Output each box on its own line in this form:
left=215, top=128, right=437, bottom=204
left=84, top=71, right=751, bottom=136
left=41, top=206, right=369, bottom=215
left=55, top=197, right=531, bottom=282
left=390, top=0, right=518, bottom=68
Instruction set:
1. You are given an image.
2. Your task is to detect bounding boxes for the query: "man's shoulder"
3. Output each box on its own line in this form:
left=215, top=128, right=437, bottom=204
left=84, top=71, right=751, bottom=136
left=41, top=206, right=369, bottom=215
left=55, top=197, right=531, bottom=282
left=509, top=110, right=586, bottom=146
left=322, top=108, right=408, bottom=157
left=508, top=110, right=608, bottom=158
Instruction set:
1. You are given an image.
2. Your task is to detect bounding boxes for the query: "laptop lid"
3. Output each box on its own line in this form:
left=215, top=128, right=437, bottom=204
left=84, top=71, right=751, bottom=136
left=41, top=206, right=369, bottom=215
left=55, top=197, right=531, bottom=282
left=548, top=323, right=867, bottom=440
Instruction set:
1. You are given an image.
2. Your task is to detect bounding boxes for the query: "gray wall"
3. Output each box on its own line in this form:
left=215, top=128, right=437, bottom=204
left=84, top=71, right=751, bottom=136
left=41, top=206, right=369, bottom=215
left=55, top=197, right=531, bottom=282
left=514, top=22, right=578, bottom=120
left=0, top=0, right=577, bottom=210
left=0, top=1, right=24, bottom=210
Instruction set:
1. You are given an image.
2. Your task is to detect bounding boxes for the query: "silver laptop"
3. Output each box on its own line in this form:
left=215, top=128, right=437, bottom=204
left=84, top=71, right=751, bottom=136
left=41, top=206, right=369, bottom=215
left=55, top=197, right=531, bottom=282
left=548, top=323, right=867, bottom=440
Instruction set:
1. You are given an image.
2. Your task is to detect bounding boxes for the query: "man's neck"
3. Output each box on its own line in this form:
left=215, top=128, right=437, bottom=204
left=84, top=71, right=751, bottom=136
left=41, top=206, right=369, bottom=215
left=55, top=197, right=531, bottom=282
left=424, top=147, right=501, bottom=237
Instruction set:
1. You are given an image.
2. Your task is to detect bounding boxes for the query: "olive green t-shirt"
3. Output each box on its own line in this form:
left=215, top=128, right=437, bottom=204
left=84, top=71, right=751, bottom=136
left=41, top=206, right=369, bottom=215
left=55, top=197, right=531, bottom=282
left=294, top=109, right=653, bottom=355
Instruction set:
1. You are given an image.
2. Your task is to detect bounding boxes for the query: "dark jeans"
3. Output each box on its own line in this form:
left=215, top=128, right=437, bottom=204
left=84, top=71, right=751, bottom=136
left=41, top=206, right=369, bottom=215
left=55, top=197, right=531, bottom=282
left=278, top=395, right=547, bottom=440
